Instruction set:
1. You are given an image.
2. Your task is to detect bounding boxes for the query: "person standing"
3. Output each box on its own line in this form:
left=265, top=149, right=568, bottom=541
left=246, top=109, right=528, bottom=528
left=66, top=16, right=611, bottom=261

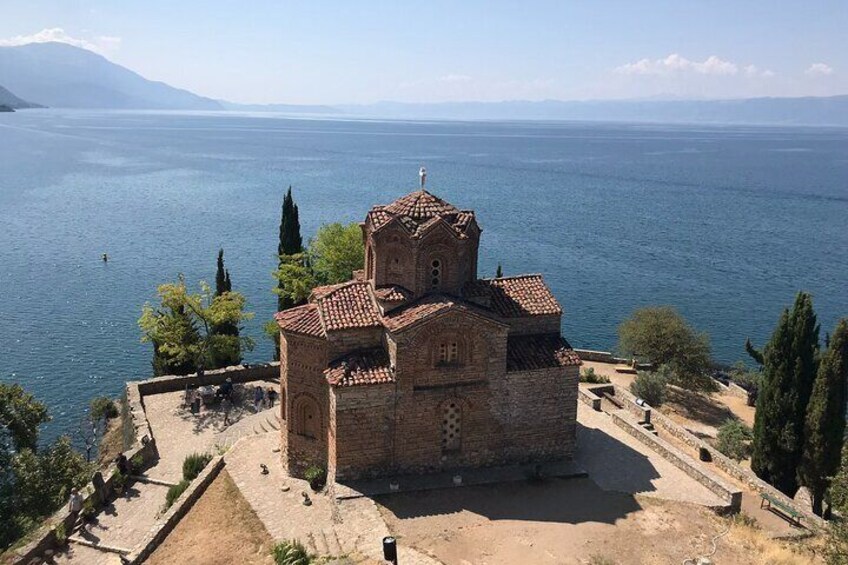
left=222, top=395, right=232, bottom=427
left=68, top=488, right=83, bottom=531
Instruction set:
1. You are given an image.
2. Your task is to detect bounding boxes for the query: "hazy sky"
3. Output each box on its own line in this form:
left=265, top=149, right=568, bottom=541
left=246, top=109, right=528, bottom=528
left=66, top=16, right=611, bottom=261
left=1, top=1, right=846, bottom=105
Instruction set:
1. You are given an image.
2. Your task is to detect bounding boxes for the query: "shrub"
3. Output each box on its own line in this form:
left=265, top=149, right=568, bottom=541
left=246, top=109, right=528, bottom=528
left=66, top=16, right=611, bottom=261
left=729, top=362, right=762, bottom=392
left=182, top=453, right=212, bottom=481
left=272, top=539, right=312, bottom=565
left=580, top=367, right=610, bottom=384
left=165, top=480, right=190, bottom=509
left=304, top=465, right=326, bottom=491
left=630, top=369, right=668, bottom=406
left=90, top=397, right=119, bottom=421
left=716, top=419, right=753, bottom=461
left=54, top=522, right=67, bottom=545
left=130, top=453, right=144, bottom=473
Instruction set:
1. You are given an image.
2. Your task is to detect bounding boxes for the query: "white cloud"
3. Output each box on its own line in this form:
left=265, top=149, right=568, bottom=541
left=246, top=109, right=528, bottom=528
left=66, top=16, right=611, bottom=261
left=744, top=64, right=775, bottom=78
left=615, top=53, right=746, bottom=76
left=805, top=62, right=834, bottom=76
left=437, top=74, right=472, bottom=83
left=0, top=28, right=121, bottom=54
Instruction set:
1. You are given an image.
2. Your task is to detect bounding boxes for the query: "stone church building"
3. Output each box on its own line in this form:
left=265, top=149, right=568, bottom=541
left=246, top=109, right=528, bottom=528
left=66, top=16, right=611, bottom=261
left=275, top=188, right=580, bottom=482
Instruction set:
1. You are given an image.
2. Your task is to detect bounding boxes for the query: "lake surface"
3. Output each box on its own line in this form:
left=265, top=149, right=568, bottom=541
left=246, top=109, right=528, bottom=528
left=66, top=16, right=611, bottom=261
left=1, top=110, right=847, bottom=440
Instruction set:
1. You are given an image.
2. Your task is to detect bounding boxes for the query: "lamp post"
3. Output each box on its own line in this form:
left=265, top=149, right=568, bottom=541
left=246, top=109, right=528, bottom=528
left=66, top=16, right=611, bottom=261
left=383, top=536, right=398, bottom=565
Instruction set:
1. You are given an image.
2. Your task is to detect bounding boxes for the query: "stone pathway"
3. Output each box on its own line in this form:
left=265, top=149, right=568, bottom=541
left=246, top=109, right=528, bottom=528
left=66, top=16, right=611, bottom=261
left=47, top=383, right=281, bottom=563
left=225, top=434, right=442, bottom=564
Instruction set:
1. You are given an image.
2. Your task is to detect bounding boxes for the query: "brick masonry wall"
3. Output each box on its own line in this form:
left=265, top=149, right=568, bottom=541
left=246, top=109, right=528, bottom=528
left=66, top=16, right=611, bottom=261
left=281, top=333, right=329, bottom=476
left=504, top=314, right=562, bottom=336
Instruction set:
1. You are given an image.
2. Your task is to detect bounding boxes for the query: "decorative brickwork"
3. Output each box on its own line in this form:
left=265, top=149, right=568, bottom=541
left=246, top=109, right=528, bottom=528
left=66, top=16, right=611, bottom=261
left=277, top=188, right=581, bottom=482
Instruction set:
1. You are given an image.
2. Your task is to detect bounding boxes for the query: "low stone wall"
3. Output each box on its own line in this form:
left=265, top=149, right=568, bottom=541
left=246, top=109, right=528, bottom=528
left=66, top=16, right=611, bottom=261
left=611, top=384, right=828, bottom=531
left=610, top=410, right=742, bottom=513
left=574, top=349, right=630, bottom=364
left=577, top=386, right=604, bottom=411
left=125, top=455, right=225, bottom=564
left=134, top=363, right=279, bottom=396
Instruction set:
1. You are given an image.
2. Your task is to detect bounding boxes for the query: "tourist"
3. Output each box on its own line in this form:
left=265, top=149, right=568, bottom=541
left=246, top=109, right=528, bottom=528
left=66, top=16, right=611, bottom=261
left=68, top=488, right=83, bottom=530
left=253, top=385, right=264, bottom=412
left=266, top=387, right=278, bottom=408
left=216, top=377, right=233, bottom=402
left=222, top=396, right=232, bottom=427
left=115, top=453, right=129, bottom=476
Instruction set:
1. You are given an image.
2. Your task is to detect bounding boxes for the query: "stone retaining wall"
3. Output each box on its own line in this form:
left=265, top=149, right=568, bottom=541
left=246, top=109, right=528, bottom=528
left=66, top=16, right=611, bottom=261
left=574, top=349, right=629, bottom=364
left=125, top=455, right=225, bottom=564
left=611, top=384, right=827, bottom=531
left=577, top=386, right=603, bottom=411
left=134, top=363, right=279, bottom=396
left=610, top=410, right=742, bottom=513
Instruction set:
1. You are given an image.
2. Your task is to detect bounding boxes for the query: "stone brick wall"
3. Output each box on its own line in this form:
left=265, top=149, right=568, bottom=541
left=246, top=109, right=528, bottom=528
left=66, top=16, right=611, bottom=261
left=331, top=384, right=396, bottom=481
left=281, top=333, right=329, bottom=476
left=503, top=314, right=562, bottom=336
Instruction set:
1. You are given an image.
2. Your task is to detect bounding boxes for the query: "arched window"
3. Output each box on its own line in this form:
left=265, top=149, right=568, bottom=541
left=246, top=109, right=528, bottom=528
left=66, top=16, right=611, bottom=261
left=294, top=396, right=319, bottom=439
left=442, top=402, right=462, bottom=452
left=430, top=259, right=442, bottom=288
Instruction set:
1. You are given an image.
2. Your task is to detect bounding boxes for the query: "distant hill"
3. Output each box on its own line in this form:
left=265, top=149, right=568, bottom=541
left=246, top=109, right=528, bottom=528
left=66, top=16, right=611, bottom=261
left=219, top=100, right=338, bottom=114
left=0, top=83, right=40, bottom=109
left=341, top=96, right=848, bottom=126
left=0, top=104, right=13, bottom=112
left=0, top=42, right=222, bottom=110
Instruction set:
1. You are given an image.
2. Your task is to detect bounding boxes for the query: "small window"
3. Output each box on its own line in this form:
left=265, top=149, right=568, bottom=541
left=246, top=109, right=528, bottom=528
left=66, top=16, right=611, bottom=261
left=431, top=259, right=442, bottom=288
left=439, top=343, right=448, bottom=363
left=442, top=402, right=461, bottom=452
left=436, top=341, right=460, bottom=365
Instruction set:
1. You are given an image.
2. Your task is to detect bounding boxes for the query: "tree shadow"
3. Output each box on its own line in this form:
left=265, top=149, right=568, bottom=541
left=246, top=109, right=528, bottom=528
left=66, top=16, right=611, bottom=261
left=665, top=387, right=736, bottom=429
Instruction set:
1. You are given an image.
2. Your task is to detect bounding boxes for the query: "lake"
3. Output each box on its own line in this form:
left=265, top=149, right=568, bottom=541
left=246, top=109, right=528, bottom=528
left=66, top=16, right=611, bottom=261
left=1, top=110, right=846, bottom=440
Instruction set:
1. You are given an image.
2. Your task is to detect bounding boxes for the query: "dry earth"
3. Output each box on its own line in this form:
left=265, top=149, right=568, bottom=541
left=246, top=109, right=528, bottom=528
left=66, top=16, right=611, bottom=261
left=378, top=478, right=821, bottom=565
left=146, top=469, right=275, bottom=565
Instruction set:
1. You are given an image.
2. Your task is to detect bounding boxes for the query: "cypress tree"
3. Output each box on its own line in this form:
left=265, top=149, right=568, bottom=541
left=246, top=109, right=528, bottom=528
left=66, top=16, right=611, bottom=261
left=277, top=186, right=304, bottom=311
left=215, top=248, right=227, bottom=297
left=799, top=319, right=848, bottom=515
left=210, top=250, right=240, bottom=367
left=751, top=292, right=820, bottom=495
left=496, top=263, right=503, bottom=278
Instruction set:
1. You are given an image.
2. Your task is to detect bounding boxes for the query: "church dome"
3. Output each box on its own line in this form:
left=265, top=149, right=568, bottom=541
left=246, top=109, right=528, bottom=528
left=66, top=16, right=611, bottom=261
left=383, top=190, right=460, bottom=221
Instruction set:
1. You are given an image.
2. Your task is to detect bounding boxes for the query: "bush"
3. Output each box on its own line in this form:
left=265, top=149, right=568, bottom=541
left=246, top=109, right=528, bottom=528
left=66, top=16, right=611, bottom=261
left=716, top=419, right=753, bottom=461
left=182, top=453, right=212, bottom=481
left=630, top=369, right=668, bottom=406
left=580, top=367, right=610, bottom=384
left=90, top=397, right=119, bottom=421
left=272, top=540, right=312, bottom=565
left=165, top=480, right=190, bottom=509
left=729, top=362, right=762, bottom=392
left=130, top=453, right=144, bottom=473
left=304, top=465, right=326, bottom=491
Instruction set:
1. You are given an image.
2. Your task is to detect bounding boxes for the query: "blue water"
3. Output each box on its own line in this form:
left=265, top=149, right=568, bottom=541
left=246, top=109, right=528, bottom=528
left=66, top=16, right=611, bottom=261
left=1, top=110, right=847, bottom=441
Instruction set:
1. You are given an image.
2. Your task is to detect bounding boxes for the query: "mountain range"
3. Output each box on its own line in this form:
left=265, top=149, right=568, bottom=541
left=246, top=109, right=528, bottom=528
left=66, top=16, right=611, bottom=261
left=1, top=41, right=847, bottom=125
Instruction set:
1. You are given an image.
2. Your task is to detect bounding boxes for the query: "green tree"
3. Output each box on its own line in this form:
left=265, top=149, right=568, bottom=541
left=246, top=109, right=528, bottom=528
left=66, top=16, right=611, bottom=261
left=618, top=306, right=714, bottom=392
left=308, top=222, right=364, bottom=285
left=0, top=383, right=50, bottom=451
left=277, top=187, right=304, bottom=311
left=496, top=263, right=503, bottom=278
left=825, top=444, right=848, bottom=564
left=799, top=319, right=848, bottom=515
left=139, top=275, right=254, bottom=375
left=0, top=386, right=92, bottom=550
left=150, top=304, right=202, bottom=376
left=630, top=366, right=671, bottom=406
left=210, top=249, right=240, bottom=367
left=716, top=419, right=753, bottom=461
left=751, top=292, right=820, bottom=496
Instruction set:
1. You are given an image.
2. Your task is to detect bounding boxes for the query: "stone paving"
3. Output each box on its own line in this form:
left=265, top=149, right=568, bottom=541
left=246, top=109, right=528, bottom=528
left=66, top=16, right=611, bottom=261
left=575, top=403, right=725, bottom=507
left=225, top=434, right=441, bottom=564
left=144, top=380, right=280, bottom=482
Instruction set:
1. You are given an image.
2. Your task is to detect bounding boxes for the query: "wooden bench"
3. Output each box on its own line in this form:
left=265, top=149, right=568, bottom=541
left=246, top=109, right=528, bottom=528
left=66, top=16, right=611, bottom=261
left=760, top=493, right=802, bottom=526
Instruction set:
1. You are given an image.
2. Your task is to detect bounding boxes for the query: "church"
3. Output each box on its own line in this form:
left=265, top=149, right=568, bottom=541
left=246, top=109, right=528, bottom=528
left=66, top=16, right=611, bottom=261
left=275, top=183, right=581, bottom=482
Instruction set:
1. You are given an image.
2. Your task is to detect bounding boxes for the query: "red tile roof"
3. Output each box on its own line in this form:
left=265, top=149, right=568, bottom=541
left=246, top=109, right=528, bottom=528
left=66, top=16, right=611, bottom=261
left=383, top=294, right=505, bottom=333
left=374, top=285, right=413, bottom=303
left=314, top=281, right=382, bottom=332
left=274, top=304, right=325, bottom=338
left=463, top=275, right=562, bottom=318
left=507, top=334, right=581, bottom=372
left=325, top=348, right=395, bottom=387
left=367, top=190, right=476, bottom=239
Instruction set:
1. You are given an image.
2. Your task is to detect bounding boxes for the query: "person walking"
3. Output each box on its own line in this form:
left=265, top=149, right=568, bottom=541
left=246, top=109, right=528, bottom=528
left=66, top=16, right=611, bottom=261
left=253, top=385, right=264, bottom=412
left=266, top=387, right=278, bottom=408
